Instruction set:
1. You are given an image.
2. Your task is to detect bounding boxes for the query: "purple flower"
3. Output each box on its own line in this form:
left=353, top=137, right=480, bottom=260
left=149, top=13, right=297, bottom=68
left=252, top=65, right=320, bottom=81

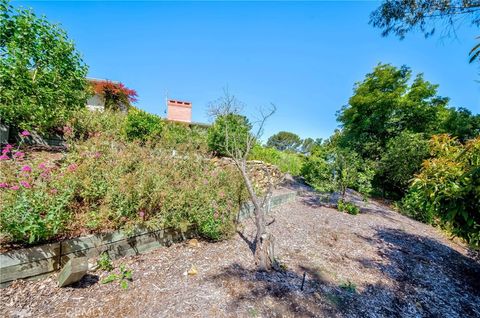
left=138, top=210, right=145, bottom=219
left=2, top=148, right=10, bottom=155
left=38, top=162, right=47, bottom=170
left=10, top=185, right=20, bottom=191
left=20, top=130, right=30, bottom=137
left=21, top=165, right=32, bottom=173
left=20, top=181, right=31, bottom=188
left=0, top=182, right=8, bottom=188
left=94, top=152, right=102, bottom=158
left=0, top=154, right=9, bottom=161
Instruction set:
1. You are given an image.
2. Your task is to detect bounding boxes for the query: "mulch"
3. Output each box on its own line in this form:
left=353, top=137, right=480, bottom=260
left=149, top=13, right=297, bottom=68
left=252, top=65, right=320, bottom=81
left=1, top=184, right=479, bottom=318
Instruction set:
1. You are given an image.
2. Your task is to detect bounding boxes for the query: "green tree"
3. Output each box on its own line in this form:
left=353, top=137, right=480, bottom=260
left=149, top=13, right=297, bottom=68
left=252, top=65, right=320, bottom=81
left=441, top=107, right=480, bottom=142
left=370, top=0, right=480, bottom=40
left=207, top=113, right=252, bottom=157
left=266, top=131, right=302, bottom=152
left=337, top=63, right=448, bottom=161
left=0, top=0, right=89, bottom=133
left=379, top=131, right=430, bottom=196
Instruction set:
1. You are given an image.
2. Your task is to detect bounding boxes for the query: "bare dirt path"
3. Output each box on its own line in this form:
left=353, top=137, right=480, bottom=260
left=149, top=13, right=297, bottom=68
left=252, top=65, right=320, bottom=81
left=1, top=184, right=479, bottom=318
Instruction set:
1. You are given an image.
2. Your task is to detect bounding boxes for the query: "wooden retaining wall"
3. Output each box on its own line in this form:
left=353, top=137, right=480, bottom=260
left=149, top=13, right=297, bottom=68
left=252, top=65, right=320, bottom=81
left=0, top=191, right=297, bottom=288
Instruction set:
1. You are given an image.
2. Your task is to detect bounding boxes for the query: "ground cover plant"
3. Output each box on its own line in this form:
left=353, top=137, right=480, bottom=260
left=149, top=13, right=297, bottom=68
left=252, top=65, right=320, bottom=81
left=0, top=130, right=247, bottom=245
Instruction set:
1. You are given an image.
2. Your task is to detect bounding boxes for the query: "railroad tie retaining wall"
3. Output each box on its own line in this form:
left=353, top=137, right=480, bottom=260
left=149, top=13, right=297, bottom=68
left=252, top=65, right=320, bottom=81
left=0, top=191, right=297, bottom=288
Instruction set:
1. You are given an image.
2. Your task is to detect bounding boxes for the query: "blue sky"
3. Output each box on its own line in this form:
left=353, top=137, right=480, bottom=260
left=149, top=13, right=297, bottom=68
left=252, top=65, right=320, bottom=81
left=17, top=1, right=480, bottom=140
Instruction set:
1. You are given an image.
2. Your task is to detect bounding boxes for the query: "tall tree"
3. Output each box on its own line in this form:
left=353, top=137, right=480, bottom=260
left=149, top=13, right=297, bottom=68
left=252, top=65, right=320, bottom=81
left=0, top=0, right=88, bottom=132
left=370, top=0, right=480, bottom=39
left=266, top=131, right=302, bottom=152
left=337, top=63, right=448, bottom=161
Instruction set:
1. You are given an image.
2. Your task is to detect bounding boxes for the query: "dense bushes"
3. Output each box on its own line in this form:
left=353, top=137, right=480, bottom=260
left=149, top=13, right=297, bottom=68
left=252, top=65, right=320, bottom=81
left=0, top=0, right=89, bottom=133
left=207, top=113, right=252, bottom=157
left=301, top=143, right=374, bottom=196
left=0, top=134, right=247, bottom=244
left=400, top=135, right=480, bottom=249
left=124, top=108, right=163, bottom=143
left=249, top=144, right=304, bottom=175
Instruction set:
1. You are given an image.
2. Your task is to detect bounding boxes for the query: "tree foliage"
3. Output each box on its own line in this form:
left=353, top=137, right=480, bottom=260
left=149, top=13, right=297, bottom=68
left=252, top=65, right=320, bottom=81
left=370, top=0, right=480, bottom=39
left=207, top=113, right=252, bottom=157
left=266, top=131, right=302, bottom=152
left=0, top=0, right=88, bottom=132
left=91, top=80, right=138, bottom=112
left=401, top=135, right=480, bottom=249
left=336, top=63, right=478, bottom=197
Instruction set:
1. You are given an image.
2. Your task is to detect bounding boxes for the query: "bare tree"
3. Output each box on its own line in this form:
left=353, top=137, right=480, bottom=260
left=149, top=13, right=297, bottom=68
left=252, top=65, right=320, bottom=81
left=206, top=87, right=245, bottom=119
left=210, top=92, right=277, bottom=271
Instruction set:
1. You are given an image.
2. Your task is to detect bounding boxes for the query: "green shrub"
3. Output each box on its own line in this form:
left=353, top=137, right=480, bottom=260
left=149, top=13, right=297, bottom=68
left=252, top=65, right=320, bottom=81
left=249, top=144, right=304, bottom=175
left=379, top=131, right=430, bottom=196
left=124, top=108, right=163, bottom=143
left=0, top=1, right=89, bottom=133
left=337, top=199, right=360, bottom=215
left=208, top=113, right=252, bottom=157
left=65, top=109, right=126, bottom=140
left=400, top=135, right=480, bottom=249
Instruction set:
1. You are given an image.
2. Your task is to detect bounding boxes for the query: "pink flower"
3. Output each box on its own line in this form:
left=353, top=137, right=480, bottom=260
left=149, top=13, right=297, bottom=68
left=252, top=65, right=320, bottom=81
left=21, top=165, right=32, bottom=173
left=50, top=188, right=58, bottom=194
left=63, top=126, right=73, bottom=134
left=5, top=144, right=13, bottom=150
left=13, top=151, right=24, bottom=159
left=10, top=185, right=20, bottom=190
left=20, top=130, right=30, bottom=137
left=138, top=210, right=145, bottom=219
left=67, top=163, right=78, bottom=172
left=203, top=179, right=208, bottom=185
left=20, top=181, right=31, bottom=188
left=94, top=152, right=102, bottom=158
left=0, top=182, right=8, bottom=188
left=38, top=162, right=47, bottom=170
left=219, top=191, right=225, bottom=198
left=0, top=154, right=9, bottom=161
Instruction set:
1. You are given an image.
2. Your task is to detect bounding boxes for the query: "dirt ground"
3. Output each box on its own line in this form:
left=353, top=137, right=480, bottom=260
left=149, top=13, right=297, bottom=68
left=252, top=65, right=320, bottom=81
left=1, top=183, right=479, bottom=318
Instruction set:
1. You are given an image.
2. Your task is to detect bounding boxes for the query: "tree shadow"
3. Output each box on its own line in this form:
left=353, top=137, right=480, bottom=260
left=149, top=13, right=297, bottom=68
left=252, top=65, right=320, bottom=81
left=354, top=227, right=480, bottom=317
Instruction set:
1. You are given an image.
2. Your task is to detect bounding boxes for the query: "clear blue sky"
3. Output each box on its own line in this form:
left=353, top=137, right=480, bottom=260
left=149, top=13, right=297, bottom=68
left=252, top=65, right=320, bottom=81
left=17, top=1, right=480, bottom=140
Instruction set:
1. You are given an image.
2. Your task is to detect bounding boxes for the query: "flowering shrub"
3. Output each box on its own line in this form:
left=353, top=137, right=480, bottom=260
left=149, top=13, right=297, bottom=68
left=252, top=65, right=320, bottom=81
left=0, top=132, right=246, bottom=245
left=91, top=80, right=138, bottom=111
left=0, top=132, right=74, bottom=243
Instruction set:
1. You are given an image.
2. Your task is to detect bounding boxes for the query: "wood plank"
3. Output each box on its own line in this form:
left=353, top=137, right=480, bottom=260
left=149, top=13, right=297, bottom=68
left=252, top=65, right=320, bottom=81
left=58, top=257, right=88, bottom=287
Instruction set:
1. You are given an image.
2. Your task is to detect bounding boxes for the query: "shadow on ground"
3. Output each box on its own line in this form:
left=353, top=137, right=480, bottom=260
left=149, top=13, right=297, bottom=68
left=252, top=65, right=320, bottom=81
left=206, top=228, right=480, bottom=317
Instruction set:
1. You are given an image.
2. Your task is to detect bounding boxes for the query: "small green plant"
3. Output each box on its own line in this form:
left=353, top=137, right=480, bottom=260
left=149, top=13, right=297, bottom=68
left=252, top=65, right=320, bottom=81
left=101, top=264, right=133, bottom=290
left=337, top=199, right=360, bottom=215
left=97, top=252, right=113, bottom=271
left=339, top=280, right=357, bottom=293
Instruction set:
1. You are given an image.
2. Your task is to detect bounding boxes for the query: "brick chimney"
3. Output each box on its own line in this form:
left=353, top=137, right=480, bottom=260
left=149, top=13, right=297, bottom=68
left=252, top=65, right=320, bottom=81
left=167, top=99, right=192, bottom=123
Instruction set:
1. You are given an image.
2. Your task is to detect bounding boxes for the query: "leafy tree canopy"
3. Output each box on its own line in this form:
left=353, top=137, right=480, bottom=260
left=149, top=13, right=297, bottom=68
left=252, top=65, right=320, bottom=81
left=337, top=63, right=449, bottom=161
left=0, top=0, right=89, bottom=132
left=207, top=113, right=252, bottom=157
left=370, top=0, right=480, bottom=39
left=266, top=131, right=302, bottom=152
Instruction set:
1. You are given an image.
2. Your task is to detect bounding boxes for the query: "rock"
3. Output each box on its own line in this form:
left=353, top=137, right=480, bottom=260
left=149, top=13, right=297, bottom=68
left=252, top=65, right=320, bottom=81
left=57, top=257, right=88, bottom=287
left=188, top=239, right=200, bottom=247
left=187, top=265, right=198, bottom=276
